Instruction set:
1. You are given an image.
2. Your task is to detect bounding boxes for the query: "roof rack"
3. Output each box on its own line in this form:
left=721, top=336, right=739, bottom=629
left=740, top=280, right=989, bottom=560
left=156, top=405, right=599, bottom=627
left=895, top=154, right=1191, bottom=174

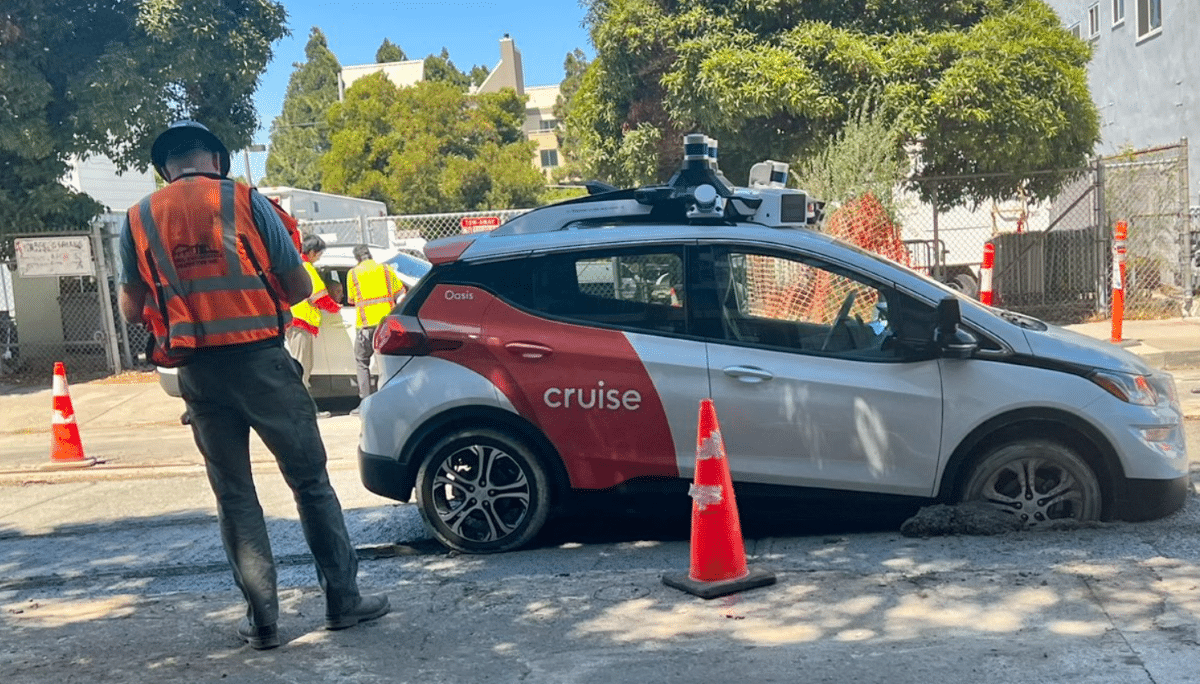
left=490, top=134, right=825, bottom=237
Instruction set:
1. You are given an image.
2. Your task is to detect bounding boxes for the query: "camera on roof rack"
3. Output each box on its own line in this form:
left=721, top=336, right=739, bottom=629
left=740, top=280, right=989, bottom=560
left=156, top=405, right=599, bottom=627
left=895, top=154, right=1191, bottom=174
left=489, top=132, right=826, bottom=236
left=649, top=134, right=824, bottom=228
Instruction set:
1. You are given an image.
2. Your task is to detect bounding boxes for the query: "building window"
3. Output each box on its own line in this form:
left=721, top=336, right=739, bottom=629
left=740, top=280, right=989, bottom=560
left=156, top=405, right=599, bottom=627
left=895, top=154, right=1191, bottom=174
left=1136, top=0, right=1162, bottom=39
left=1088, top=3, right=1101, bottom=37
left=540, top=149, right=559, bottom=168
left=539, top=118, right=558, bottom=131
left=1112, top=0, right=1125, bottom=26
left=1068, top=22, right=1082, bottom=39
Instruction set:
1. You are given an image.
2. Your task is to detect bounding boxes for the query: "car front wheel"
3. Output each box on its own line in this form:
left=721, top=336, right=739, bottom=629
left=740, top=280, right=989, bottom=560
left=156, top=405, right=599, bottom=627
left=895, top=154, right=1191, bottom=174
left=416, top=428, right=552, bottom=553
left=960, top=440, right=1102, bottom=527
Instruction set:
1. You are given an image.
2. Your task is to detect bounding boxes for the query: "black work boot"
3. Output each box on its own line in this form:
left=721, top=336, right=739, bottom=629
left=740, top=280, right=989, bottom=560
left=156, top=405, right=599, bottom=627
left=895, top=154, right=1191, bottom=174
left=325, top=594, right=390, bottom=630
left=238, top=618, right=281, bottom=650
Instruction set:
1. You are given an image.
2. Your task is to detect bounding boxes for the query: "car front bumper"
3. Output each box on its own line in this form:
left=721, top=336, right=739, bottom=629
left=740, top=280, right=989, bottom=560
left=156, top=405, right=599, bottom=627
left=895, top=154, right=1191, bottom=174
left=1110, top=472, right=1191, bottom=522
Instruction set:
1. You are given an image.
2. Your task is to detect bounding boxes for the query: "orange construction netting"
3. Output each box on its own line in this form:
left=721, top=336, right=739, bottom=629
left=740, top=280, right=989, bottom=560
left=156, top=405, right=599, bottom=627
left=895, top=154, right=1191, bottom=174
left=747, top=192, right=908, bottom=324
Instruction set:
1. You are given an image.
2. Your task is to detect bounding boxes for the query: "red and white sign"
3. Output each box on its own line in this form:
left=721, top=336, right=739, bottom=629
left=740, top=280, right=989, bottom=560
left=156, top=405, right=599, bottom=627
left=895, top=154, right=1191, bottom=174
left=460, top=216, right=501, bottom=233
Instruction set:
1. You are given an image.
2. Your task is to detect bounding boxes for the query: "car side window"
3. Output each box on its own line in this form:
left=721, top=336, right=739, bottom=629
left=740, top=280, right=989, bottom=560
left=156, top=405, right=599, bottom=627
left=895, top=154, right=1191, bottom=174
left=319, top=268, right=351, bottom=308
left=518, top=248, right=687, bottom=335
left=714, top=249, right=903, bottom=359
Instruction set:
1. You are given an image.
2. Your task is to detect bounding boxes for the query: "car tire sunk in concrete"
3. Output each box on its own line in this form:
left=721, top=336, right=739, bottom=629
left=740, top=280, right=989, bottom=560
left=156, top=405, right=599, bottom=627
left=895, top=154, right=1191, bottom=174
left=961, top=440, right=1102, bottom=527
left=416, top=428, right=553, bottom=553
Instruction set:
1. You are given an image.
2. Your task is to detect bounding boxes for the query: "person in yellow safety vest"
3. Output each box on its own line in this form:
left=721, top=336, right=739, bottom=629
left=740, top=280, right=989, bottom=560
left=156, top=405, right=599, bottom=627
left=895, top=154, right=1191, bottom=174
left=347, top=244, right=406, bottom=408
left=286, top=233, right=340, bottom=394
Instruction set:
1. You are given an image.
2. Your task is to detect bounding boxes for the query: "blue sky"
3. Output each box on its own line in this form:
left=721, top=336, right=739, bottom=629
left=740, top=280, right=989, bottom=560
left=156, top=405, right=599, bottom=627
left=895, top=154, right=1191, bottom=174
left=236, top=0, right=593, bottom=181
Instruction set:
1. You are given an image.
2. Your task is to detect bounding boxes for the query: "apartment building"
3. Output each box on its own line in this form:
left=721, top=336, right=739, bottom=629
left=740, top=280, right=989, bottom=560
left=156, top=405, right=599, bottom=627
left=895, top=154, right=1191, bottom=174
left=338, top=35, right=562, bottom=177
left=1046, top=0, right=1198, bottom=196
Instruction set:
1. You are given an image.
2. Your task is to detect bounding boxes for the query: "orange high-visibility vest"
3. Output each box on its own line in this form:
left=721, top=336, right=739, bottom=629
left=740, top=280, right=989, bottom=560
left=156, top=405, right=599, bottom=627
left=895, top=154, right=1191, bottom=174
left=290, top=260, right=328, bottom=334
left=126, top=176, right=290, bottom=364
left=348, top=260, right=404, bottom=328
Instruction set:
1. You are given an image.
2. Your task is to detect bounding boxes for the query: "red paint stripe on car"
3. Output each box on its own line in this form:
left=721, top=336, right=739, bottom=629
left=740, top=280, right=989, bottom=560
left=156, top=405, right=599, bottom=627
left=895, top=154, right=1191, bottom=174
left=419, top=285, right=679, bottom=489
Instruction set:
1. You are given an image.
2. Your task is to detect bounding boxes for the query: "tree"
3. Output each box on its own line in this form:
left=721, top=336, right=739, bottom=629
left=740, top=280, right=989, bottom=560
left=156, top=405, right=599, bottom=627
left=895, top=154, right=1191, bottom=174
left=263, top=27, right=340, bottom=190
left=792, top=104, right=908, bottom=221
left=568, top=0, right=1098, bottom=208
left=375, top=38, right=406, bottom=63
left=322, top=76, right=545, bottom=213
left=0, top=0, right=287, bottom=248
left=550, top=48, right=590, bottom=182
left=423, top=48, right=470, bottom=90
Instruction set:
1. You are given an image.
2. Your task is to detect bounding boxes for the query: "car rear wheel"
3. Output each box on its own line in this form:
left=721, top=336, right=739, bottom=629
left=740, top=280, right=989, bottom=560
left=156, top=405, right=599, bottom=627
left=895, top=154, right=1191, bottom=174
left=416, top=428, right=552, bottom=553
left=960, top=440, right=1101, bottom=527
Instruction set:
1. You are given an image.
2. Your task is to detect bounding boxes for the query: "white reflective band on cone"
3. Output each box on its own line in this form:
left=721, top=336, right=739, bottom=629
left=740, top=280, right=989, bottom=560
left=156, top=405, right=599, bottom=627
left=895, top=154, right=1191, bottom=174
left=51, top=410, right=76, bottom=425
left=697, top=430, right=725, bottom=460
left=688, top=483, right=723, bottom=511
left=52, top=374, right=67, bottom=396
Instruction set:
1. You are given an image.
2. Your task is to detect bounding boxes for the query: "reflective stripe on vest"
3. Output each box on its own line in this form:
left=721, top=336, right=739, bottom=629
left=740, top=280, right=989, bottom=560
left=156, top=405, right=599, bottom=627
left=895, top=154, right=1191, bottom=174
left=127, top=176, right=290, bottom=353
left=290, top=260, right=327, bottom=330
left=349, top=261, right=404, bottom=328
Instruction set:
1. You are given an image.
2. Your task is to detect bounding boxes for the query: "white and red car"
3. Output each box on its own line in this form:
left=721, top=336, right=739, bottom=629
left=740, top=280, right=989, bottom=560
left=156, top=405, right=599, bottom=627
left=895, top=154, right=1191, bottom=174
left=357, top=144, right=1188, bottom=554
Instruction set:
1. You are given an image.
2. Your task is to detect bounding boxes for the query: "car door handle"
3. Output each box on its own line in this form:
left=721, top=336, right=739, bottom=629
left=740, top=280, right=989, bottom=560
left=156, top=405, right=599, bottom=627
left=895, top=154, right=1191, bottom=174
left=722, top=365, right=774, bottom=383
left=504, top=342, right=553, bottom=360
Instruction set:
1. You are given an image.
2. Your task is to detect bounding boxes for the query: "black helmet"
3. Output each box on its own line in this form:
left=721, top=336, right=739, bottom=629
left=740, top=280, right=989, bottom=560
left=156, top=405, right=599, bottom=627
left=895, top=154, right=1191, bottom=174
left=150, top=120, right=231, bottom=180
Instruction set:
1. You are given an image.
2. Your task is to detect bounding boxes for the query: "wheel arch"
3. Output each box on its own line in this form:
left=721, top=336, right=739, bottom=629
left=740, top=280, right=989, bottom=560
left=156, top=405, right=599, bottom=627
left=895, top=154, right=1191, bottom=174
left=937, top=408, right=1124, bottom=519
left=400, top=405, right=572, bottom=511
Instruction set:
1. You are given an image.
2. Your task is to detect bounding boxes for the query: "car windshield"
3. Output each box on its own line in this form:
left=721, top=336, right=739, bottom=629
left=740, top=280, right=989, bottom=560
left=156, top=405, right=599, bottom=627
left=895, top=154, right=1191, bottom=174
left=386, top=252, right=432, bottom=279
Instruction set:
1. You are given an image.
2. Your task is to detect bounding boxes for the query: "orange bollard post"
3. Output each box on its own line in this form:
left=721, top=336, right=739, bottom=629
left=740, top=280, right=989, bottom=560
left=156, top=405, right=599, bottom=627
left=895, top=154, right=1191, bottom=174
left=979, top=242, right=995, bottom=306
left=1111, top=221, right=1127, bottom=343
left=662, top=399, right=776, bottom=599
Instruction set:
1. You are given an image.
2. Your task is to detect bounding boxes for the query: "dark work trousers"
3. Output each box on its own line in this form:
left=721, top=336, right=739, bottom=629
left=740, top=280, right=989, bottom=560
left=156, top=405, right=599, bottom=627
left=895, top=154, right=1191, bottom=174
left=178, top=343, right=361, bottom=627
left=354, top=326, right=377, bottom=399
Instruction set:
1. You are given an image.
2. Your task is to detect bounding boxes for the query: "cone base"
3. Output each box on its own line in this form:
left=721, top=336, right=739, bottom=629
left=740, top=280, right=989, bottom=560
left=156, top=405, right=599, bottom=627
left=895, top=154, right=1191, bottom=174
left=662, top=565, right=776, bottom=599
left=41, top=458, right=97, bottom=470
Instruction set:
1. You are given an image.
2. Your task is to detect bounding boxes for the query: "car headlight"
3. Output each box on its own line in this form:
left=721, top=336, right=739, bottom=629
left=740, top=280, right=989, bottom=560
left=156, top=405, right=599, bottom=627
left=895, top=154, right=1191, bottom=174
left=1148, top=372, right=1179, bottom=406
left=1089, top=370, right=1158, bottom=406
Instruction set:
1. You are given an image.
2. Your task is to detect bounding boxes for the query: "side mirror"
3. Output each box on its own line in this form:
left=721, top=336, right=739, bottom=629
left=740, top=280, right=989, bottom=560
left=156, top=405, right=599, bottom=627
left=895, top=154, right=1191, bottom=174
left=934, top=297, right=978, bottom=359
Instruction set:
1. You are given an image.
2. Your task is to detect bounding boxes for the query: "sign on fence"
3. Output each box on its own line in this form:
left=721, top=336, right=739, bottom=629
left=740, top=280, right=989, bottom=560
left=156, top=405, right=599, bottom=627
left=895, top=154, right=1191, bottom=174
left=14, top=236, right=93, bottom=277
left=460, top=216, right=501, bottom=233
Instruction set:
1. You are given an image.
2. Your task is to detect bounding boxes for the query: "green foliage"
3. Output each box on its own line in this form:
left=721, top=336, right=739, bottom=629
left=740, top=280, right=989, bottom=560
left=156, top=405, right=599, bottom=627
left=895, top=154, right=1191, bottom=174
left=375, top=38, right=406, bottom=63
left=542, top=186, right=590, bottom=203
left=550, top=48, right=590, bottom=182
left=792, top=105, right=908, bottom=221
left=468, top=65, right=491, bottom=88
left=0, top=0, right=287, bottom=244
left=264, top=27, right=340, bottom=190
left=322, top=77, right=546, bottom=213
left=423, top=48, right=471, bottom=90
left=569, top=0, right=1098, bottom=207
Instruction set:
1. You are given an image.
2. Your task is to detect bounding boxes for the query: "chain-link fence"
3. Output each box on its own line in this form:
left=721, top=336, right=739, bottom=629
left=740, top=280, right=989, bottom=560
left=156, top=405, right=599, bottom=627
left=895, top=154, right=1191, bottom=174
left=898, top=141, right=1190, bottom=324
left=0, top=219, right=125, bottom=384
left=296, top=209, right=531, bottom=253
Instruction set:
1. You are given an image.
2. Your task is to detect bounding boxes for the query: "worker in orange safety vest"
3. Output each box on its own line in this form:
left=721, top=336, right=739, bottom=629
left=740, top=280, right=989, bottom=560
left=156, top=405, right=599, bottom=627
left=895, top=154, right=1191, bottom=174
left=117, top=120, right=389, bottom=650
left=286, top=233, right=340, bottom=391
left=347, top=244, right=405, bottom=406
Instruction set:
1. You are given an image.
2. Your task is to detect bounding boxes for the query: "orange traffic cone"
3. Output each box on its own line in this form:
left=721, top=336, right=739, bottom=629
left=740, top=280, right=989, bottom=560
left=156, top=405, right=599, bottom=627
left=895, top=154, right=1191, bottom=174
left=48, top=362, right=95, bottom=468
left=662, top=399, right=775, bottom=599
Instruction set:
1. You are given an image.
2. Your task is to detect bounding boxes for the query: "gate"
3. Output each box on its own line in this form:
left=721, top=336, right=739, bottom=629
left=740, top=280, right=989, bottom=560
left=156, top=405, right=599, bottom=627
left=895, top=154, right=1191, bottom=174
left=903, top=141, right=1190, bottom=325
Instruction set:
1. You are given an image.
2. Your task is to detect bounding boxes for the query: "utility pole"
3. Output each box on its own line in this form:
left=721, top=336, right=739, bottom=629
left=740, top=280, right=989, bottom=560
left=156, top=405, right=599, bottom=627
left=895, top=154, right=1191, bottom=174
left=241, top=144, right=267, bottom=186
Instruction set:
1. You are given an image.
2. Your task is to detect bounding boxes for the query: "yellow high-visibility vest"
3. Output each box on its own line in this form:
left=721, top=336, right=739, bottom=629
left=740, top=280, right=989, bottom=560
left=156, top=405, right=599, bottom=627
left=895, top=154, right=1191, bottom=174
left=348, top=259, right=405, bottom=328
left=289, top=260, right=328, bottom=332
